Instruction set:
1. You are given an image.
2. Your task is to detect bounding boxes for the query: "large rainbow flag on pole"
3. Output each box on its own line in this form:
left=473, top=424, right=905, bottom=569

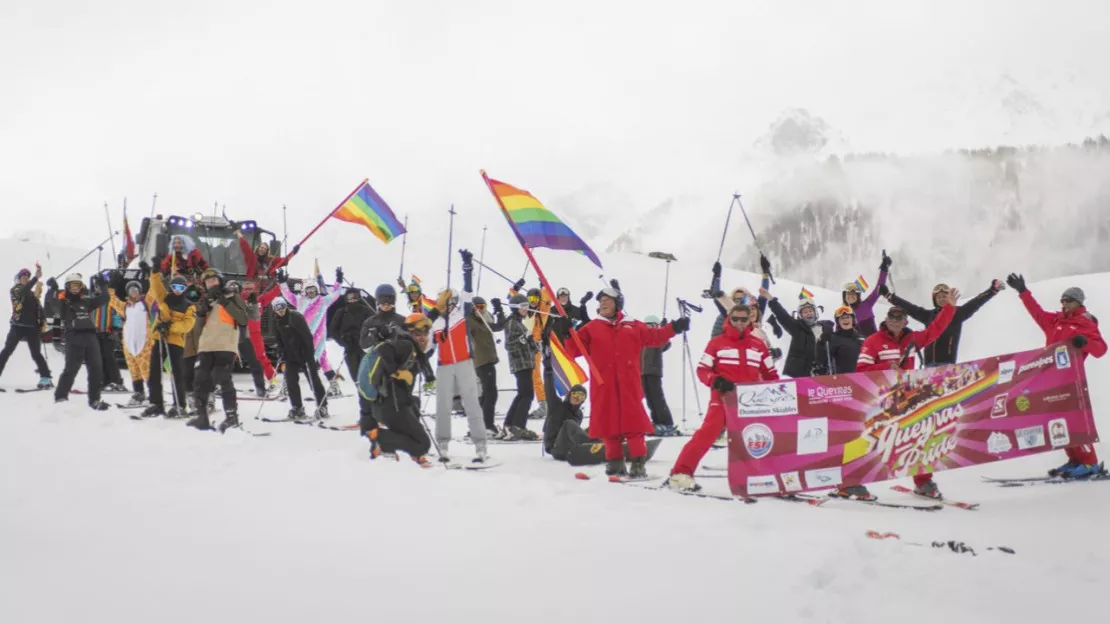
left=483, top=176, right=602, bottom=269
left=332, top=181, right=406, bottom=243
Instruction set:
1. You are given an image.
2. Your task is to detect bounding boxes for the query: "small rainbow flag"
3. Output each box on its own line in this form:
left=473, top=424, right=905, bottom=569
left=420, top=295, right=436, bottom=314
left=332, top=181, right=406, bottom=243
left=410, top=274, right=422, bottom=285
left=550, top=334, right=588, bottom=397
left=799, top=287, right=815, bottom=301
left=854, top=275, right=870, bottom=292
left=484, top=174, right=603, bottom=269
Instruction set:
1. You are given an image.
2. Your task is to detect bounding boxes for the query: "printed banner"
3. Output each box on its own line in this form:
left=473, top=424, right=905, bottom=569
left=725, top=343, right=1097, bottom=497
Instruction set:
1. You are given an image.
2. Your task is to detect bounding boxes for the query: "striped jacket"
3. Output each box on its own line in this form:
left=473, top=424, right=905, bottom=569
left=856, top=304, right=955, bottom=372
left=697, top=321, right=778, bottom=389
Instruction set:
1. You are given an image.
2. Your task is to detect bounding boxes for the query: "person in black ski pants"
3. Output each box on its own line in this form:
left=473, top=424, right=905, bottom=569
left=47, top=273, right=110, bottom=410
left=357, top=284, right=409, bottom=435
left=0, top=265, right=52, bottom=387
left=502, top=293, right=537, bottom=438
left=542, top=383, right=589, bottom=458
left=640, top=315, right=676, bottom=435
left=271, top=296, right=328, bottom=420
left=818, top=306, right=865, bottom=374
left=764, top=287, right=835, bottom=378
left=882, top=280, right=1003, bottom=366
left=329, top=286, right=375, bottom=388
left=468, top=294, right=507, bottom=434
left=186, top=269, right=249, bottom=432
left=366, top=320, right=433, bottom=464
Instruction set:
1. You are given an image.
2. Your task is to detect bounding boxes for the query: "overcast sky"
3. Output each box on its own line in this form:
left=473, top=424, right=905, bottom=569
left=2, top=0, right=1108, bottom=255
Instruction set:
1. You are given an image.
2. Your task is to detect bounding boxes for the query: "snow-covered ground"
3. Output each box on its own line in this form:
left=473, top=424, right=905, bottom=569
left=2, top=250, right=1108, bottom=623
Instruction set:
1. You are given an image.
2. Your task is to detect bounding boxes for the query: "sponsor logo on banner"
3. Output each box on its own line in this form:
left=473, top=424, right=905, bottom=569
left=737, top=382, right=799, bottom=417
left=991, top=394, right=1008, bottom=418
left=1017, top=355, right=1053, bottom=376
left=987, top=431, right=1013, bottom=454
left=1055, top=345, right=1071, bottom=369
left=804, top=466, right=843, bottom=488
left=1048, top=418, right=1070, bottom=447
left=1016, top=395, right=1031, bottom=412
left=1016, top=425, right=1046, bottom=450
left=997, top=360, right=1016, bottom=384
left=1043, top=392, right=1073, bottom=405
left=742, top=424, right=775, bottom=459
left=806, top=386, right=853, bottom=405
left=747, top=475, right=780, bottom=495
left=780, top=471, right=802, bottom=492
left=796, top=417, right=829, bottom=455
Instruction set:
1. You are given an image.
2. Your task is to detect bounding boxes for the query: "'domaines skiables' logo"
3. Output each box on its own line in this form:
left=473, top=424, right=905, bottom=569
left=738, top=382, right=799, bottom=417
left=742, top=423, right=775, bottom=459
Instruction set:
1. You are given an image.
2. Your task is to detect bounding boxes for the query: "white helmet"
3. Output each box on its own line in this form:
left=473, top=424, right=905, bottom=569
left=64, top=273, right=83, bottom=286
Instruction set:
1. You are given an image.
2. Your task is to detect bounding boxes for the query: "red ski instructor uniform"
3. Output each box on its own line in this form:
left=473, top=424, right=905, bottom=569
left=1018, top=289, right=1106, bottom=465
left=856, top=303, right=955, bottom=486
left=562, top=311, right=676, bottom=460
left=672, top=321, right=779, bottom=477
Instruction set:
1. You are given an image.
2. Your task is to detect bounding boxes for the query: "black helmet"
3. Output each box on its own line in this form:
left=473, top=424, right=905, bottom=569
left=472, top=295, right=487, bottom=306
left=509, top=293, right=528, bottom=306
left=596, top=287, right=624, bottom=311
left=375, top=283, right=397, bottom=299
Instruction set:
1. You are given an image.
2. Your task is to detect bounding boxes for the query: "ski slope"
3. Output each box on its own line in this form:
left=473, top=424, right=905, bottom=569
left=1, top=251, right=1108, bottom=623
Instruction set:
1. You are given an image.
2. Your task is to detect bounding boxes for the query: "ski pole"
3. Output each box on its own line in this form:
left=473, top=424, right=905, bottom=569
left=476, top=225, right=488, bottom=292
left=735, top=195, right=775, bottom=285
left=446, top=206, right=456, bottom=291
left=471, top=258, right=515, bottom=285
left=715, top=194, right=738, bottom=263
left=398, top=214, right=409, bottom=282
left=55, top=233, right=118, bottom=280
left=160, top=336, right=179, bottom=411
left=104, top=201, right=118, bottom=259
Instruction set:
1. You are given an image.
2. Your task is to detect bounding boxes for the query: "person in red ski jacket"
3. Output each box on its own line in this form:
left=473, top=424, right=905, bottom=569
left=160, top=235, right=208, bottom=279
left=1007, top=274, right=1107, bottom=478
left=666, top=304, right=778, bottom=491
left=562, top=284, right=688, bottom=478
left=849, top=288, right=959, bottom=500
left=235, top=232, right=286, bottom=385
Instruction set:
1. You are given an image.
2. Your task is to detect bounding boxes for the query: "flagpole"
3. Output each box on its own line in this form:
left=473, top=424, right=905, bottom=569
left=479, top=170, right=603, bottom=385
left=282, top=178, right=367, bottom=265
left=446, top=205, right=456, bottom=291
left=476, top=225, right=487, bottom=292
left=104, top=202, right=117, bottom=259
left=398, top=214, right=409, bottom=282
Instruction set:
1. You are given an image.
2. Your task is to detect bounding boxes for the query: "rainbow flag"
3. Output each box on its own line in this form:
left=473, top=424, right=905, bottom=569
left=799, top=287, right=815, bottom=301
left=550, top=334, right=588, bottom=397
left=484, top=174, right=603, bottom=269
left=420, top=295, right=436, bottom=314
left=333, top=181, right=405, bottom=243
left=410, top=274, right=422, bottom=285
left=854, top=275, right=870, bottom=292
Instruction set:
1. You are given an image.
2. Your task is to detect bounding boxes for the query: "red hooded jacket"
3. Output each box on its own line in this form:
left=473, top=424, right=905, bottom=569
left=562, top=311, right=675, bottom=439
left=1019, top=290, right=1106, bottom=360
left=857, top=304, right=956, bottom=372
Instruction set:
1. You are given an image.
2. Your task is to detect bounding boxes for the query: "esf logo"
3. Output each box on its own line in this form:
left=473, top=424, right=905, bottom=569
left=1055, top=345, right=1071, bottom=369
left=742, top=423, right=775, bottom=459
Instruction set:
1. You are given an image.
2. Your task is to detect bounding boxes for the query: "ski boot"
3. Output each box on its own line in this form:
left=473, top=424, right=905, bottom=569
left=54, top=396, right=68, bottom=403
left=1048, top=462, right=1078, bottom=478
left=1054, top=462, right=1105, bottom=479
left=664, top=473, right=699, bottom=492
left=126, top=391, right=146, bottom=407
left=186, top=394, right=197, bottom=414
left=277, top=377, right=288, bottom=400
left=629, top=456, right=648, bottom=479
left=254, top=384, right=267, bottom=398
left=207, top=394, right=216, bottom=413
left=218, top=411, right=240, bottom=433
left=833, top=485, right=876, bottom=501
left=186, top=409, right=212, bottom=431
left=37, top=376, right=54, bottom=390
left=473, top=450, right=490, bottom=464
left=367, top=428, right=382, bottom=459
left=166, top=405, right=186, bottom=419
left=140, top=404, right=165, bottom=419
left=313, top=404, right=329, bottom=420
left=414, top=455, right=434, bottom=468
left=326, top=379, right=343, bottom=398
left=88, top=400, right=110, bottom=412
left=654, top=424, right=680, bottom=437
left=289, top=406, right=310, bottom=422
left=913, top=480, right=943, bottom=500
left=605, top=458, right=628, bottom=477
left=104, top=382, right=128, bottom=393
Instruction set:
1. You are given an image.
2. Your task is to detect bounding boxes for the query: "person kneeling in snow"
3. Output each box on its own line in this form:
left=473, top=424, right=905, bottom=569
left=1007, top=275, right=1107, bottom=479
left=847, top=293, right=958, bottom=500
left=560, top=283, right=688, bottom=478
left=543, top=384, right=588, bottom=457
left=666, top=304, right=778, bottom=492
left=364, top=316, right=433, bottom=466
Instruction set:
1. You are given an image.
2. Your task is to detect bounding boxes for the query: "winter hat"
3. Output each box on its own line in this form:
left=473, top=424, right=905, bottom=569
left=644, top=315, right=661, bottom=325
left=14, top=268, right=31, bottom=282
left=271, top=296, right=290, bottom=311
left=569, top=384, right=587, bottom=399
left=1061, top=287, right=1085, bottom=305
left=472, top=296, right=487, bottom=306
left=509, top=293, right=528, bottom=306
left=887, top=306, right=908, bottom=320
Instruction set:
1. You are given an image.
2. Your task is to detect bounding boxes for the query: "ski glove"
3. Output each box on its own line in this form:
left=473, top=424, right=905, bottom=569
left=335, top=267, right=345, bottom=284
left=768, top=315, right=784, bottom=338
left=990, top=279, right=1004, bottom=293
left=760, top=254, right=772, bottom=275
left=1072, top=335, right=1088, bottom=349
left=291, top=244, right=301, bottom=256
left=609, top=278, right=621, bottom=291
left=459, top=249, right=473, bottom=264
left=155, top=321, right=172, bottom=335
left=490, top=298, right=503, bottom=314
left=880, top=251, right=892, bottom=272
left=878, top=284, right=891, bottom=298
left=769, top=347, right=783, bottom=359
left=579, top=291, right=593, bottom=306
left=712, top=377, right=736, bottom=393
left=276, top=269, right=288, bottom=284
left=670, top=317, right=690, bottom=333
left=712, top=261, right=722, bottom=279
left=138, top=260, right=151, bottom=275
left=46, top=277, right=59, bottom=290
left=512, top=278, right=526, bottom=292
left=1005, top=273, right=1027, bottom=293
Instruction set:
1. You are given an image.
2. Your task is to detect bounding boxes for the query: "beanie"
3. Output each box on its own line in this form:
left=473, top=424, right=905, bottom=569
left=1062, top=287, right=1086, bottom=305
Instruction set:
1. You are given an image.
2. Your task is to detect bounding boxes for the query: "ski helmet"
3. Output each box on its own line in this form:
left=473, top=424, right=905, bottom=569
left=509, top=293, right=528, bottom=307
left=842, top=282, right=863, bottom=305
left=886, top=306, right=907, bottom=321
left=643, top=314, right=661, bottom=325
left=14, top=268, right=31, bottom=283
left=125, top=280, right=144, bottom=296
left=64, top=273, right=83, bottom=286
left=526, top=287, right=542, bottom=304
left=596, top=287, right=624, bottom=311
left=439, top=288, right=459, bottom=309
left=730, top=288, right=751, bottom=304
left=375, top=284, right=397, bottom=306
left=472, top=295, right=487, bottom=307
left=797, top=297, right=817, bottom=314
left=404, top=313, right=432, bottom=332
left=200, top=268, right=223, bottom=289
left=834, top=305, right=855, bottom=319
left=556, top=287, right=571, bottom=299
left=271, top=296, right=290, bottom=312
left=568, top=384, right=587, bottom=401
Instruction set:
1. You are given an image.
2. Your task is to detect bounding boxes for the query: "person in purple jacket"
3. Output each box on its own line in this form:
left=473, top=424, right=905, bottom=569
left=842, top=252, right=892, bottom=336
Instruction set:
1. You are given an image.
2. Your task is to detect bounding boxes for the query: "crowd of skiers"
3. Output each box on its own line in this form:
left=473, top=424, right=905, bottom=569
left=2, top=238, right=1106, bottom=494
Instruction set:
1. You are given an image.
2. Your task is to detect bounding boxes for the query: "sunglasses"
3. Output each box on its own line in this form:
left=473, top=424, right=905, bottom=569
left=730, top=316, right=750, bottom=323
left=378, top=296, right=396, bottom=306
left=1061, top=298, right=1077, bottom=305
left=887, top=312, right=907, bottom=321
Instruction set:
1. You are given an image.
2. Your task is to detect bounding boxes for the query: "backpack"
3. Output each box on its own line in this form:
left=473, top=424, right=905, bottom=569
left=357, top=343, right=385, bottom=401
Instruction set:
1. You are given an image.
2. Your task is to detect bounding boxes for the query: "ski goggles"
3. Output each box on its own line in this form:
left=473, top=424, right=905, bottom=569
left=170, top=282, right=188, bottom=294
left=272, top=300, right=289, bottom=312
left=887, top=308, right=907, bottom=320
left=834, top=306, right=855, bottom=319
left=474, top=302, right=487, bottom=309
left=932, top=283, right=951, bottom=295
left=732, top=291, right=750, bottom=303
left=1061, top=297, right=1078, bottom=305
left=377, top=295, right=396, bottom=306
left=729, top=314, right=751, bottom=324
left=528, top=295, right=540, bottom=305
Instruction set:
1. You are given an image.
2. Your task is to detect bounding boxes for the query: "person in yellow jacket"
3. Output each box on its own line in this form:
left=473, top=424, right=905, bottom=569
left=141, top=270, right=195, bottom=418
left=526, top=286, right=551, bottom=418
